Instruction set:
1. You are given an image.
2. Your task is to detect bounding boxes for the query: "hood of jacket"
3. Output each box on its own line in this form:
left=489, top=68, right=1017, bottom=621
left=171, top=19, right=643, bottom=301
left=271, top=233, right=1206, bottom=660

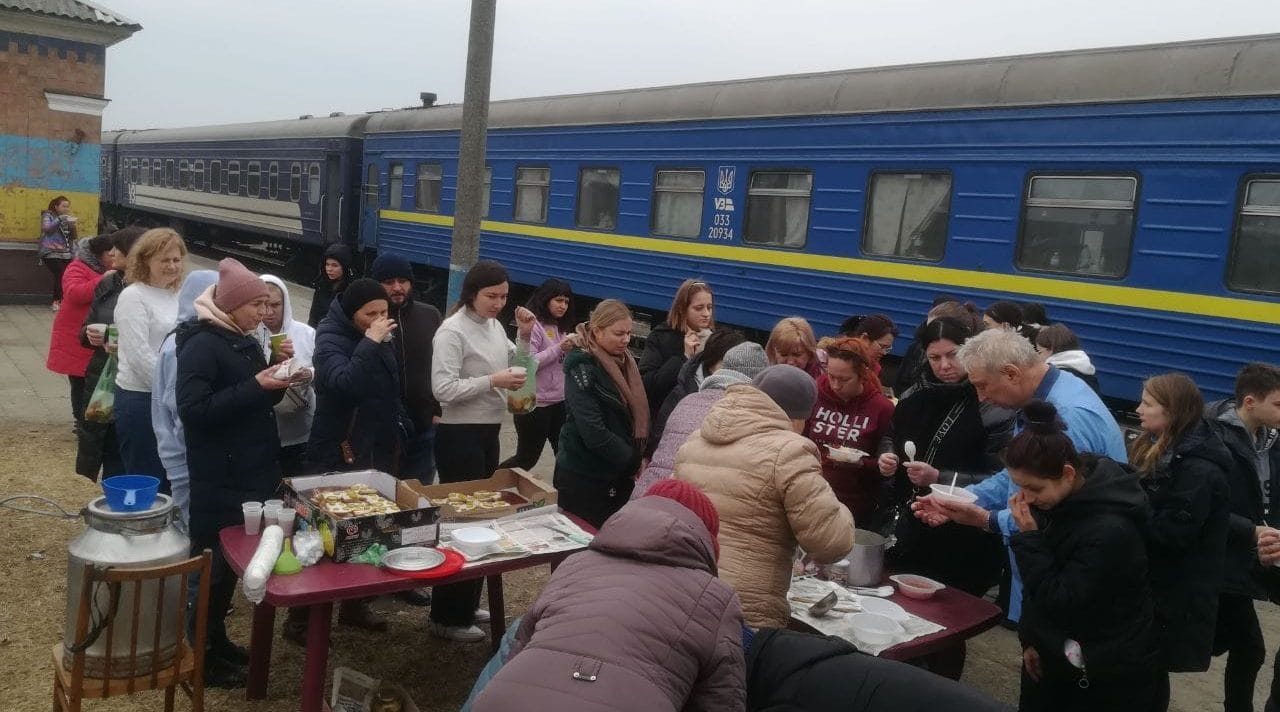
left=589, top=496, right=717, bottom=575
left=193, top=285, right=252, bottom=336
left=700, top=368, right=751, bottom=392
left=1050, top=455, right=1148, bottom=525
left=699, top=383, right=793, bottom=447
left=72, top=237, right=106, bottom=272
left=177, top=270, right=219, bottom=323
left=1172, top=418, right=1234, bottom=474
left=260, top=274, right=296, bottom=329
left=1208, top=397, right=1279, bottom=457
left=1046, top=349, right=1096, bottom=376
left=318, top=243, right=355, bottom=285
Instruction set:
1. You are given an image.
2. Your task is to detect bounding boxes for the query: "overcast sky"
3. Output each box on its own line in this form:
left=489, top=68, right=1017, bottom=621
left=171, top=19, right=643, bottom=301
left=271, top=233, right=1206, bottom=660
left=100, top=0, right=1280, bottom=130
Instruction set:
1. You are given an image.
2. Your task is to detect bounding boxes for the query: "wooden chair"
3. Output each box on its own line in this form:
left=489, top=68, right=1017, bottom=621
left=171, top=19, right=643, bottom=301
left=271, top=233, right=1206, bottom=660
left=52, top=550, right=212, bottom=712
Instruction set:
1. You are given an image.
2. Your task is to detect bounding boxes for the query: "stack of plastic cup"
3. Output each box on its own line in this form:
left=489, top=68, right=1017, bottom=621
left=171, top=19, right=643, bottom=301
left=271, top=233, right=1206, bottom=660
left=275, top=507, right=296, bottom=536
left=263, top=502, right=281, bottom=525
left=242, top=502, right=263, bottom=535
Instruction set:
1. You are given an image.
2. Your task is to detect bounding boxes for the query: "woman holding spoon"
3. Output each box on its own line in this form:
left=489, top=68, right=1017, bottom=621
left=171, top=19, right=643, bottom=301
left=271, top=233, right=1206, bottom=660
left=878, top=318, right=1014, bottom=676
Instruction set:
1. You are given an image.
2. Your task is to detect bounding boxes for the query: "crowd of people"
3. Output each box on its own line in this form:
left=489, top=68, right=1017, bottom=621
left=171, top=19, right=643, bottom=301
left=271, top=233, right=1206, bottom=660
left=44, top=228, right=1280, bottom=711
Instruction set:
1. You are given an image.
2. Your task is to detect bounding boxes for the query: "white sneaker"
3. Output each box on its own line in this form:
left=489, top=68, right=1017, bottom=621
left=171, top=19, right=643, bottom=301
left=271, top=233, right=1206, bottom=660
left=473, top=609, right=491, bottom=624
left=429, top=622, right=486, bottom=643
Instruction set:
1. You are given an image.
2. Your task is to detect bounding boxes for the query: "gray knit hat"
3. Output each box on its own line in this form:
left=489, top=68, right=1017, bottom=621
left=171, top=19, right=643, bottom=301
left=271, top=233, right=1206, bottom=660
left=752, top=364, right=818, bottom=420
left=720, top=342, right=768, bottom=380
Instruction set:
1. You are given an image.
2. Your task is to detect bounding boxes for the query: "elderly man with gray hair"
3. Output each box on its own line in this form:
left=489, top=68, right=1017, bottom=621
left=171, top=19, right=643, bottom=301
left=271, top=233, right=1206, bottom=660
left=913, top=327, right=1127, bottom=624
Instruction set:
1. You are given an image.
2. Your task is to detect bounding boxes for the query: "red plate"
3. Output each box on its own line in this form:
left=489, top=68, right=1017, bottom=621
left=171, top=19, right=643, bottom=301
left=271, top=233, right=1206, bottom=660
left=384, top=547, right=466, bottom=580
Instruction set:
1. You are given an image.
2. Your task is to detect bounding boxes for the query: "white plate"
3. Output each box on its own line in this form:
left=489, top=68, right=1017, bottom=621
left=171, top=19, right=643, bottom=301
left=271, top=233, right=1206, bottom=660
left=858, top=595, right=910, bottom=621
left=826, top=445, right=868, bottom=463
left=381, top=546, right=446, bottom=572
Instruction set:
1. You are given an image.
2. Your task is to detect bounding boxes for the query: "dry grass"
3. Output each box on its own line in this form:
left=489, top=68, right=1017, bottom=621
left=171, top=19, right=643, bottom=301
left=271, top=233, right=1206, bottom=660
left=0, top=422, right=548, bottom=712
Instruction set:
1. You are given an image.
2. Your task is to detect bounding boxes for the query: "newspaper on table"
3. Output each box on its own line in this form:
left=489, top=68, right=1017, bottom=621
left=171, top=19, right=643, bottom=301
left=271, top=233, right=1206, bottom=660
left=787, top=576, right=945, bottom=656
left=438, top=507, right=593, bottom=567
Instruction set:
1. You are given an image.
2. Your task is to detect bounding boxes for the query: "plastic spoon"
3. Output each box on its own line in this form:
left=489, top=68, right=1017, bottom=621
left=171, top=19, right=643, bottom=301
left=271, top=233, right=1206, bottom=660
left=947, top=469, right=960, bottom=495
left=904, top=441, right=917, bottom=463
left=849, top=585, right=894, bottom=598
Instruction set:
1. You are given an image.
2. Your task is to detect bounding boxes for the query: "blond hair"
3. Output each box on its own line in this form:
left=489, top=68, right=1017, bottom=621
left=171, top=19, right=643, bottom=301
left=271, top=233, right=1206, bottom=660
left=590, top=298, right=633, bottom=332
left=126, top=228, right=187, bottom=290
left=766, top=317, right=818, bottom=364
left=666, top=279, right=713, bottom=332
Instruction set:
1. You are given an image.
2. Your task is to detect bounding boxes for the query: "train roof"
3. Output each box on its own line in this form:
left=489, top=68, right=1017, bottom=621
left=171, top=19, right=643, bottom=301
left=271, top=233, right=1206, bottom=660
left=110, top=113, right=372, bottom=145
left=367, top=33, right=1280, bottom=134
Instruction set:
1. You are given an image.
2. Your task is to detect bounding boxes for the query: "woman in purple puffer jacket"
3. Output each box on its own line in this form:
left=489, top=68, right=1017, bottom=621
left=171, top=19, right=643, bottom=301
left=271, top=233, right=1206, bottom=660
left=473, top=480, right=746, bottom=712
left=498, top=279, right=577, bottom=471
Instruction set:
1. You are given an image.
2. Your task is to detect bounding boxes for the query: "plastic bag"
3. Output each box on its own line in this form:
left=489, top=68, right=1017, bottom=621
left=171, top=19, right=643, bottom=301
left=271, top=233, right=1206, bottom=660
left=84, top=353, right=118, bottom=424
left=349, top=543, right=388, bottom=566
left=506, top=343, right=538, bottom=415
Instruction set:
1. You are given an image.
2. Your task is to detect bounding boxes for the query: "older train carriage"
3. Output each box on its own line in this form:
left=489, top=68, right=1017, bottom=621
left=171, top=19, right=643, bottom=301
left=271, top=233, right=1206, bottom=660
left=102, top=114, right=368, bottom=260
left=358, top=34, right=1280, bottom=404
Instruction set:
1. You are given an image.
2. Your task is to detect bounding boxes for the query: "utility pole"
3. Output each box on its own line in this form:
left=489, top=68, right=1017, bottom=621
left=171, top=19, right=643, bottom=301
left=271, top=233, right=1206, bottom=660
left=446, top=0, right=497, bottom=307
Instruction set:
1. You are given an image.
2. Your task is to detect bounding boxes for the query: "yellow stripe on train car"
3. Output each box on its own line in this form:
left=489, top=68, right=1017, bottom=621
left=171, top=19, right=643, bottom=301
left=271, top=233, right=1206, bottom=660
left=379, top=210, right=1277, bottom=326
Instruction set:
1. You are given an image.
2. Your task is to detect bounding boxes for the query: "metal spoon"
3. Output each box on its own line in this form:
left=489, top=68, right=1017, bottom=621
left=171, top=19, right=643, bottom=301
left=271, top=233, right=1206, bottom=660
left=849, top=585, right=894, bottom=598
left=807, top=591, right=840, bottom=617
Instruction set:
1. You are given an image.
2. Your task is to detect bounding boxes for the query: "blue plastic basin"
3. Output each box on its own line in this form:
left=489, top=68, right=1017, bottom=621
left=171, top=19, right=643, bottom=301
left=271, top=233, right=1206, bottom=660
left=102, top=475, right=160, bottom=512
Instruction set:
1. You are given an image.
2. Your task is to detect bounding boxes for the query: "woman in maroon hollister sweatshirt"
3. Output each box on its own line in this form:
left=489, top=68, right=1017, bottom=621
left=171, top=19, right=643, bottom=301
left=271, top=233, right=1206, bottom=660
left=804, top=337, right=895, bottom=527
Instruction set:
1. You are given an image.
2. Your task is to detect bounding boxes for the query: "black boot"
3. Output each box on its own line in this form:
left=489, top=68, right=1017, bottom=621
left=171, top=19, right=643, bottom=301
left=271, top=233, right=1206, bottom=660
left=209, top=638, right=250, bottom=666
left=203, top=655, right=247, bottom=689
left=338, top=598, right=387, bottom=632
left=282, top=607, right=309, bottom=647
left=395, top=588, right=433, bottom=607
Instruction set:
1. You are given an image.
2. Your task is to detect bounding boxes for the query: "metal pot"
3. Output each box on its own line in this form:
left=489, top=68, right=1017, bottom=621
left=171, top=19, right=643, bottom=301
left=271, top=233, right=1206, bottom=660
left=846, top=529, right=886, bottom=587
left=64, top=494, right=189, bottom=677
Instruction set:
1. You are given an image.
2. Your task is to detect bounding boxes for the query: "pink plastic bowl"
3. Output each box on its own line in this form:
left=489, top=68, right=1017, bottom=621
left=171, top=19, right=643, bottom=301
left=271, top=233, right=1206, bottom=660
left=890, top=573, right=946, bottom=599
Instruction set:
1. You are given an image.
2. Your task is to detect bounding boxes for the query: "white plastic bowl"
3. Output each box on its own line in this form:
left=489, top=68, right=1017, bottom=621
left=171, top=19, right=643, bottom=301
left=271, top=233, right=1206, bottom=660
left=451, top=526, right=501, bottom=557
left=826, top=445, right=868, bottom=464
left=890, top=573, right=946, bottom=600
left=851, top=613, right=901, bottom=646
left=928, top=483, right=978, bottom=505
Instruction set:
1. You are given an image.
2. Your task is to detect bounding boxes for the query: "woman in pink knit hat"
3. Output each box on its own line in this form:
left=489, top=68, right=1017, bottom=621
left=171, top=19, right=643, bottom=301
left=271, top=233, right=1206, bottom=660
left=175, top=257, right=298, bottom=688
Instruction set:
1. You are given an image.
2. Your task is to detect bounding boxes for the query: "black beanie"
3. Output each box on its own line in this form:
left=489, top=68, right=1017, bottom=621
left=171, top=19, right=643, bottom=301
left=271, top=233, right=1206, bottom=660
left=370, top=253, right=413, bottom=283
left=341, top=278, right=389, bottom=319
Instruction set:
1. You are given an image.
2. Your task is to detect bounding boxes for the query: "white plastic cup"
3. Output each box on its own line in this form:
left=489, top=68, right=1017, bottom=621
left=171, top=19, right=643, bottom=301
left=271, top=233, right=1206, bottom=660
left=274, top=507, right=295, bottom=536
left=87, top=323, right=107, bottom=339
left=263, top=503, right=281, bottom=524
left=242, top=502, right=263, bottom=535
left=264, top=498, right=285, bottom=509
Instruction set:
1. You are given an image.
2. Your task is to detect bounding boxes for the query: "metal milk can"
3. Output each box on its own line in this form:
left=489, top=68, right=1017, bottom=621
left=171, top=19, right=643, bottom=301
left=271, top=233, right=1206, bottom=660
left=64, top=494, right=189, bottom=676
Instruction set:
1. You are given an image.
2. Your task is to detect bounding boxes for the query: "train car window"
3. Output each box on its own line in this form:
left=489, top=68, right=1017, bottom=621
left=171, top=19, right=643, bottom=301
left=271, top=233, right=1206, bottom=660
left=247, top=161, right=261, bottom=197
left=745, top=171, right=813, bottom=248
left=129, top=159, right=138, bottom=184
left=308, top=163, right=321, bottom=205
left=652, top=169, right=705, bottom=238
left=227, top=161, right=241, bottom=195
left=192, top=161, right=205, bottom=192
left=514, top=167, right=549, bottom=224
left=415, top=163, right=443, bottom=212
left=179, top=160, right=190, bottom=190
left=1017, top=175, right=1136, bottom=278
left=268, top=162, right=279, bottom=199
left=1228, top=178, right=1280, bottom=294
left=291, top=163, right=303, bottom=202
left=165, top=160, right=174, bottom=188
left=141, top=159, right=149, bottom=186
left=387, top=163, right=404, bottom=209
left=363, top=164, right=377, bottom=208
left=209, top=160, right=222, bottom=193
left=478, top=166, right=493, bottom=219
left=576, top=168, right=621, bottom=230
left=864, top=173, right=951, bottom=261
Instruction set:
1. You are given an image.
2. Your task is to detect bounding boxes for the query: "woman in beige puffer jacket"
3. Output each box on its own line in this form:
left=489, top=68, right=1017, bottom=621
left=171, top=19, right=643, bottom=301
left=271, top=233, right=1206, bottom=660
left=675, top=374, right=856, bottom=628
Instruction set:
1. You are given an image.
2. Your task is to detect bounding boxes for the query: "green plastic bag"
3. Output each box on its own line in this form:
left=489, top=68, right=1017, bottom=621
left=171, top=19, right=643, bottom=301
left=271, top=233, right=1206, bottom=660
left=84, top=353, right=118, bottom=424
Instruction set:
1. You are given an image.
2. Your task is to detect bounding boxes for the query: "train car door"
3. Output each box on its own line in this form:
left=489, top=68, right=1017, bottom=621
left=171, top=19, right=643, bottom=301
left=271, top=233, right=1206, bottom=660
left=323, top=154, right=342, bottom=244
left=359, top=162, right=380, bottom=249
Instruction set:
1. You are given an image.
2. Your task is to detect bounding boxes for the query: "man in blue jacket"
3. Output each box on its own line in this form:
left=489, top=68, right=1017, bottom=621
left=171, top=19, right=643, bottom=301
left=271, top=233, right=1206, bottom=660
left=914, top=328, right=1127, bottom=624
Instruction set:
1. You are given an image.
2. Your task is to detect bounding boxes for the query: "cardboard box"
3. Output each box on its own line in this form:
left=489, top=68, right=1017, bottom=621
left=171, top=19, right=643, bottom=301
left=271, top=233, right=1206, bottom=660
left=283, top=470, right=440, bottom=563
left=407, top=468, right=557, bottom=522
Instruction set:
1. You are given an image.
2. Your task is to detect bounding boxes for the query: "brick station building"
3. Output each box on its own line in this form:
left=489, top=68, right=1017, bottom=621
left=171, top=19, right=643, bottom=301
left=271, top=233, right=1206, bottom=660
left=0, top=0, right=138, bottom=299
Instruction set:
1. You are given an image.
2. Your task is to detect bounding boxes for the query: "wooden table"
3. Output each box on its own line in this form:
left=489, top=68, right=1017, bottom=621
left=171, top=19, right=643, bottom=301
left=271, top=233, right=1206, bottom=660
left=218, top=524, right=585, bottom=712
left=791, top=580, right=1002, bottom=663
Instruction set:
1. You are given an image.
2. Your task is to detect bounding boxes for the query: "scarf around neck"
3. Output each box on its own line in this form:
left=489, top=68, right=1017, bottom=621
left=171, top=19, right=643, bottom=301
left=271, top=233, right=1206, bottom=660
left=194, top=285, right=252, bottom=336
left=575, top=323, right=649, bottom=451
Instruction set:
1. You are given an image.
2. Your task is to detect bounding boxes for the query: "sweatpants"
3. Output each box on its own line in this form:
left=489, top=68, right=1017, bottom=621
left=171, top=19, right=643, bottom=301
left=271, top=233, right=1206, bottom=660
left=1213, top=593, right=1267, bottom=712
left=431, top=423, right=500, bottom=627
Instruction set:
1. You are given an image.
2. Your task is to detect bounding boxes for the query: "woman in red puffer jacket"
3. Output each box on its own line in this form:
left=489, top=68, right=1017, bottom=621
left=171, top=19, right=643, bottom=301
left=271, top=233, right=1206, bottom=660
left=46, top=234, right=116, bottom=428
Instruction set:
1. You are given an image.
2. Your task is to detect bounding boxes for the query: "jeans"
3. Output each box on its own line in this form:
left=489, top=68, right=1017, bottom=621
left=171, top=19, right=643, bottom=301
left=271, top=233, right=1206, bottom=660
left=431, top=423, right=500, bottom=627
left=115, top=387, right=169, bottom=491
left=400, top=424, right=436, bottom=482
left=498, top=401, right=565, bottom=471
left=1214, top=593, right=1267, bottom=712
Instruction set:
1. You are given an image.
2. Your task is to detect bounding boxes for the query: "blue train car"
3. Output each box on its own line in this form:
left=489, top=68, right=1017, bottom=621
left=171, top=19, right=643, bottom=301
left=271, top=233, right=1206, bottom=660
left=102, top=114, right=368, bottom=257
left=359, top=34, right=1280, bottom=404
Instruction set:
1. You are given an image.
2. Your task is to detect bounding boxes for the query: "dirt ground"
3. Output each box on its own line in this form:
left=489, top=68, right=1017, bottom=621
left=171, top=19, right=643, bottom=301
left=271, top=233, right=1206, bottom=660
left=2, top=421, right=1276, bottom=711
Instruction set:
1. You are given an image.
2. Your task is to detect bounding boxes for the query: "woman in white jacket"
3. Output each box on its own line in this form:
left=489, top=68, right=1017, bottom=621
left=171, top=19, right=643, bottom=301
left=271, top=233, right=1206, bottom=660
left=260, top=275, right=316, bottom=475
left=430, top=261, right=533, bottom=642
